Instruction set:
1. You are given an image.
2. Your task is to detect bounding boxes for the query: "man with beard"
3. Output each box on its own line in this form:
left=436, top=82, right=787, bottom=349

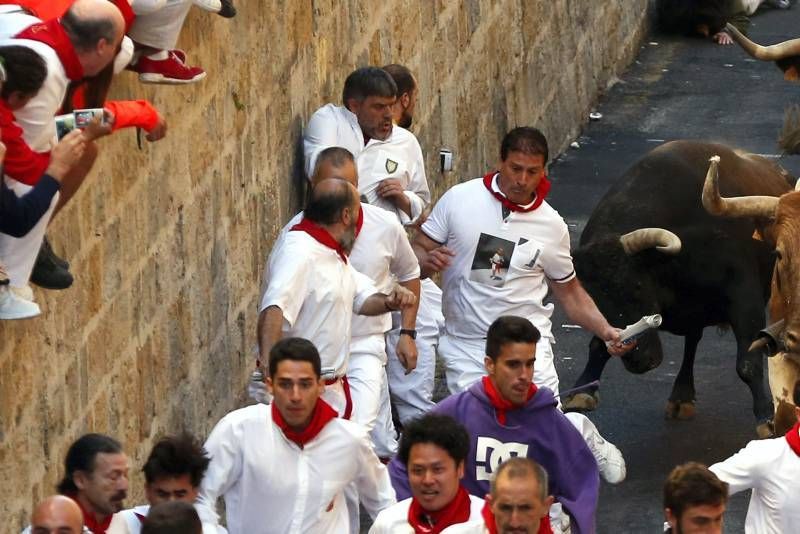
left=303, top=66, right=430, bottom=225
left=663, top=463, right=728, bottom=534
left=196, top=338, right=395, bottom=533
left=369, top=414, right=484, bottom=533
left=382, top=64, right=417, bottom=130
left=42, top=434, right=129, bottom=533
left=443, top=458, right=554, bottom=534
left=258, top=178, right=416, bottom=418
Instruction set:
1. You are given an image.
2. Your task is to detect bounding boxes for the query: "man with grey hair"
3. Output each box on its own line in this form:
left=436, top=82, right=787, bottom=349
left=303, top=66, right=430, bottom=225
left=443, top=457, right=555, bottom=534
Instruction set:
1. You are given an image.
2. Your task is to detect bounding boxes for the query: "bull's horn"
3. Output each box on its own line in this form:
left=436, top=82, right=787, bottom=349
left=701, top=155, right=779, bottom=219
left=620, top=228, right=681, bottom=255
left=726, top=23, right=800, bottom=61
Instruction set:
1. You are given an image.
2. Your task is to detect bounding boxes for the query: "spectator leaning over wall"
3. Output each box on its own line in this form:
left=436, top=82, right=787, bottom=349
left=0, top=0, right=122, bottom=297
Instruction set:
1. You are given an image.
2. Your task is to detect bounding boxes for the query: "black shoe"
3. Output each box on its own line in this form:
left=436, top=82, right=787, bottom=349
left=41, top=237, right=69, bottom=270
left=30, top=243, right=73, bottom=289
left=218, top=0, right=236, bottom=17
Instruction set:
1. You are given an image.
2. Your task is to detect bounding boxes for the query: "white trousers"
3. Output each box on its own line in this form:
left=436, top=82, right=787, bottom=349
left=0, top=178, right=57, bottom=289
left=347, top=335, right=397, bottom=457
left=439, top=334, right=560, bottom=397
left=386, top=328, right=437, bottom=425
left=128, top=0, right=192, bottom=50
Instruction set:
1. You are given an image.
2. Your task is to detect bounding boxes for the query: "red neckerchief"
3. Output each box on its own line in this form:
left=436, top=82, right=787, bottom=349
left=290, top=208, right=363, bottom=263
left=482, top=376, right=537, bottom=425
left=135, top=512, right=147, bottom=523
left=109, top=0, right=135, bottom=31
left=785, top=421, right=800, bottom=456
left=407, top=486, right=472, bottom=534
left=481, top=499, right=553, bottom=534
left=65, top=493, right=112, bottom=533
left=15, top=19, right=84, bottom=81
left=482, top=171, right=551, bottom=213
left=271, top=398, right=337, bottom=448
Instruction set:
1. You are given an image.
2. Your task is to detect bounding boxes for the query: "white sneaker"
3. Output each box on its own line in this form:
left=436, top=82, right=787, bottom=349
left=565, top=411, right=626, bottom=484
left=193, top=0, right=222, bottom=12
left=0, top=285, right=41, bottom=319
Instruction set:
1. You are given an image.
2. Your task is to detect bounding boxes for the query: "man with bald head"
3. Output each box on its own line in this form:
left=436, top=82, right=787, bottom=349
left=29, top=495, right=87, bottom=534
left=265, top=146, right=420, bottom=460
left=258, top=175, right=416, bottom=419
left=0, top=0, right=123, bottom=297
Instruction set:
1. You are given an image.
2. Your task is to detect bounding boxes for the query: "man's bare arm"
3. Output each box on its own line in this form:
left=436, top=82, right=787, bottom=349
left=257, top=305, right=285, bottom=365
left=396, top=278, right=421, bottom=372
left=359, top=284, right=416, bottom=316
left=412, top=231, right=454, bottom=279
left=548, top=277, right=629, bottom=356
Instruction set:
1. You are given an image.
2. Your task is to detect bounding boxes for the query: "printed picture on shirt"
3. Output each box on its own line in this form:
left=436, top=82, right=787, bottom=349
left=469, top=233, right=516, bottom=288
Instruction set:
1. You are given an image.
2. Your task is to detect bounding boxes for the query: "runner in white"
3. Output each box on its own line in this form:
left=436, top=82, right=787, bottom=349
left=258, top=178, right=415, bottom=418
left=303, top=66, right=430, bottom=225
left=196, top=338, right=396, bottom=533
left=442, top=457, right=554, bottom=534
left=709, top=383, right=800, bottom=534
left=369, top=414, right=483, bottom=534
left=276, top=147, right=421, bottom=457
left=412, top=126, right=628, bottom=396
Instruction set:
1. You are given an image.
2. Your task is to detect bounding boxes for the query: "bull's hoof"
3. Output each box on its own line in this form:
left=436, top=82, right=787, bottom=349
left=563, top=392, right=599, bottom=412
left=665, top=400, right=696, bottom=420
left=756, top=420, right=775, bottom=439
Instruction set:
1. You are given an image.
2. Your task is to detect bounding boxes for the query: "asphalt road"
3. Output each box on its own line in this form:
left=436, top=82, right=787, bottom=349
left=547, top=6, right=800, bottom=533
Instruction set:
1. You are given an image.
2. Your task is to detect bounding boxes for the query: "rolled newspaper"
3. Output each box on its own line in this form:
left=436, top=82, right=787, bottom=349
left=608, top=314, right=662, bottom=346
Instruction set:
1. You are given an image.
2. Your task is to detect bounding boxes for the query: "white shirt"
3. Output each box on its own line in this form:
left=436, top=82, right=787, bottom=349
left=710, top=430, right=800, bottom=534
left=0, top=13, right=69, bottom=152
left=260, top=230, right=376, bottom=376
left=441, top=520, right=487, bottom=533
left=421, top=175, right=575, bottom=341
left=368, top=495, right=485, bottom=534
left=196, top=404, right=396, bottom=533
left=281, top=204, right=420, bottom=338
left=303, top=104, right=430, bottom=224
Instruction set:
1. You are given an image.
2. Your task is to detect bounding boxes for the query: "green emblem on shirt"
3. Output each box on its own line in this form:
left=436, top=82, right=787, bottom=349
left=385, top=158, right=398, bottom=173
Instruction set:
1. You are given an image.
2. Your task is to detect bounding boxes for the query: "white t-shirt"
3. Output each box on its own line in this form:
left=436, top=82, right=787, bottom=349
left=0, top=14, right=70, bottom=152
left=421, top=174, right=575, bottom=342
left=281, top=204, right=420, bottom=338
left=259, top=230, right=376, bottom=375
left=710, top=430, right=800, bottom=534
left=441, top=520, right=487, bottom=533
left=368, top=495, right=485, bottom=534
left=303, top=104, right=430, bottom=224
left=196, top=404, right=396, bottom=533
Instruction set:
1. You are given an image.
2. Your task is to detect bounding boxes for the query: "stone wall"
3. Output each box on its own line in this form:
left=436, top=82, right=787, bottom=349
left=0, top=1, right=649, bottom=528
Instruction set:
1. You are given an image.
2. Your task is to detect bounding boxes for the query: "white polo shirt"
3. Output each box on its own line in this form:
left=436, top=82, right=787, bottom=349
left=421, top=174, right=575, bottom=342
left=303, top=104, right=430, bottom=224
left=282, top=204, right=420, bottom=339
left=196, top=404, right=396, bottom=534
left=368, top=495, right=485, bottom=534
left=710, top=429, right=800, bottom=534
left=259, top=230, right=376, bottom=376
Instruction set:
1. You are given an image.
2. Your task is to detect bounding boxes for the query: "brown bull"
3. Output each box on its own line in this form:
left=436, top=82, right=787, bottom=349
left=703, top=156, right=800, bottom=434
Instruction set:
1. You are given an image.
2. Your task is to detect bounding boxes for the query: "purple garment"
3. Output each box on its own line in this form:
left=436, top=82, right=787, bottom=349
left=389, top=381, right=599, bottom=534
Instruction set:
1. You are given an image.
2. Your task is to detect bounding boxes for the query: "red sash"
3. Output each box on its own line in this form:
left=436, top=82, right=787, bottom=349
left=67, top=494, right=112, bottom=533
left=407, top=486, right=472, bottom=534
left=482, top=171, right=551, bottom=213
left=785, top=421, right=800, bottom=456
left=289, top=208, right=363, bottom=263
left=15, top=18, right=83, bottom=81
left=481, top=499, right=553, bottom=534
left=482, top=376, right=537, bottom=425
left=271, top=398, right=337, bottom=448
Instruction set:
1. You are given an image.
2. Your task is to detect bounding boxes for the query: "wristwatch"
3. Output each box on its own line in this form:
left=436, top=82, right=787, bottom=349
left=399, top=329, right=417, bottom=339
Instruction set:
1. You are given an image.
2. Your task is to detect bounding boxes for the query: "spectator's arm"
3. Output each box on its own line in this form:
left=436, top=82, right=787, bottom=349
left=0, top=106, right=50, bottom=186
left=104, top=100, right=163, bottom=134
left=0, top=174, right=59, bottom=237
